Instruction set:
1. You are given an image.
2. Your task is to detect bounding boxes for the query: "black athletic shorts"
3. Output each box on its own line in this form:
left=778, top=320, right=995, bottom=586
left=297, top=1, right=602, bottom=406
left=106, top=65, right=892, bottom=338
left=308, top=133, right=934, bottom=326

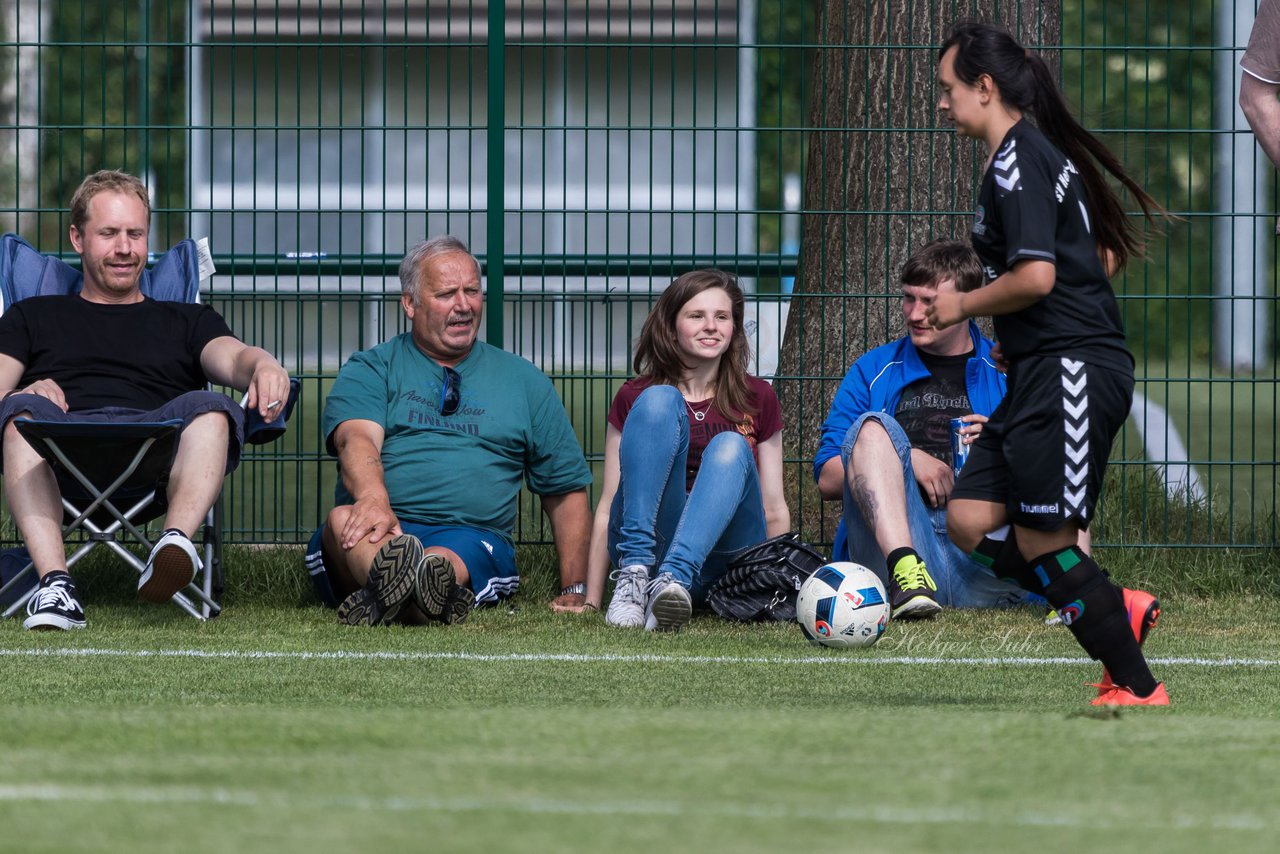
left=951, top=355, right=1134, bottom=532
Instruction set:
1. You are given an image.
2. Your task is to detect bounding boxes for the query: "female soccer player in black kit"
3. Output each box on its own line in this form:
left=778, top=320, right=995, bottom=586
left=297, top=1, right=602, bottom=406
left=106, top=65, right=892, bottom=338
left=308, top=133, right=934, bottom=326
left=925, top=22, right=1169, bottom=705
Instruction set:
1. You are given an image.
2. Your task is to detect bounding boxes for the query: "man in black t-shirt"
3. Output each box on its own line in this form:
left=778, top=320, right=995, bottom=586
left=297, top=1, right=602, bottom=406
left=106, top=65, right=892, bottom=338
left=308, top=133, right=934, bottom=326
left=0, top=170, right=291, bottom=631
left=814, top=240, right=1029, bottom=618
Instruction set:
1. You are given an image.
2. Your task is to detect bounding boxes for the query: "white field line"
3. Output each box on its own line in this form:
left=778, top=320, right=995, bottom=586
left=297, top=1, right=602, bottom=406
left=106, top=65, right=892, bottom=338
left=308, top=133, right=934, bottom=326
left=0, top=647, right=1276, bottom=667
left=0, top=783, right=1271, bottom=831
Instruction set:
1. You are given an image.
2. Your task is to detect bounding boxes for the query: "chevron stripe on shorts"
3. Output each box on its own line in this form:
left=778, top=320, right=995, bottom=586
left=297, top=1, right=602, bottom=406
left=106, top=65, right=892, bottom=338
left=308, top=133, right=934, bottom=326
left=1060, top=357, right=1090, bottom=520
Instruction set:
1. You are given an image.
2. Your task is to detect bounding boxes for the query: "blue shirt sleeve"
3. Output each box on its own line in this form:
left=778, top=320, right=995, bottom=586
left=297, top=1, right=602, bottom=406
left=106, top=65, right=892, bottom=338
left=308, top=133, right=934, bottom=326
left=813, top=362, right=873, bottom=482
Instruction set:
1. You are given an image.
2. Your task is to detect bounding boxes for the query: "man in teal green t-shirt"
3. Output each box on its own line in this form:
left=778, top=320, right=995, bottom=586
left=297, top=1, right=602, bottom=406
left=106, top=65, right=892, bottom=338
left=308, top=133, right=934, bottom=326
left=305, top=236, right=592, bottom=626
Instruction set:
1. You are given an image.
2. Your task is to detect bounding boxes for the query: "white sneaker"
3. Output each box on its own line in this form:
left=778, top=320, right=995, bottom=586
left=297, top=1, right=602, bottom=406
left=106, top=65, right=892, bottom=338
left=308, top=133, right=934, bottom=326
left=605, top=565, right=648, bottom=628
left=139, top=529, right=200, bottom=603
left=644, top=572, right=692, bottom=633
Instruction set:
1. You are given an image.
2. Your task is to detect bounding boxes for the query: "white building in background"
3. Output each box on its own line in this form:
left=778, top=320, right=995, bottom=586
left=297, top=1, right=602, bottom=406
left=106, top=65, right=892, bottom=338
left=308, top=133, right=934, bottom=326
left=190, top=1, right=763, bottom=370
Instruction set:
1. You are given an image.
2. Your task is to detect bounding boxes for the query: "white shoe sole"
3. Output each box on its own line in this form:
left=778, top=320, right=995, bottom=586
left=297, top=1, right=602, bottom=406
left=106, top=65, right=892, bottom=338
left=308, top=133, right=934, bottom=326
left=23, top=612, right=86, bottom=631
left=648, top=586, right=692, bottom=633
left=892, top=595, right=942, bottom=620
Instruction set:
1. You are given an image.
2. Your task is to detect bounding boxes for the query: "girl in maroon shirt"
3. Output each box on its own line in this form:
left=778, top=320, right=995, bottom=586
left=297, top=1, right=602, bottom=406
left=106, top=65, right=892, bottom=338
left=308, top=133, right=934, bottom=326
left=585, top=270, right=790, bottom=632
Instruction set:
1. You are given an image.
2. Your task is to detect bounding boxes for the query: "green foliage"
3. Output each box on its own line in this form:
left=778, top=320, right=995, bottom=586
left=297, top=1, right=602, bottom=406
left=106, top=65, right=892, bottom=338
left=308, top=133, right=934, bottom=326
left=1062, top=1, right=1269, bottom=361
left=754, top=0, right=814, bottom=292
left=38, top=0, right=187, bottom=249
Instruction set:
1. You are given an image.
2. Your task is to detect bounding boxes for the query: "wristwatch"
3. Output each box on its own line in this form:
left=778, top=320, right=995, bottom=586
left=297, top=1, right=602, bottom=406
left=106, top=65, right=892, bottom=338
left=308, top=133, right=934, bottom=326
left=560, top=582, right=587, bottom=597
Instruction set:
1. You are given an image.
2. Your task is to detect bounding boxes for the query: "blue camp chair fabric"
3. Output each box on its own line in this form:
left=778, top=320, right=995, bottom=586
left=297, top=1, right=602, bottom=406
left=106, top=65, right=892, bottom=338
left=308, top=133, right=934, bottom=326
left=0, top=233, right=283, bottom=620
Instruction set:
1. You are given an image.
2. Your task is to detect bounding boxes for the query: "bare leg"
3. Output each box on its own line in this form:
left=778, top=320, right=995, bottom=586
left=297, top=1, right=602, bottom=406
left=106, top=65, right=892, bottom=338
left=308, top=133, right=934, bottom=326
left=162, top=412, right=229, bottom=536
left=321, top=506, right=471, bottom=617
left=846, top=420, right=912, bottom=557
left=945, top=498, right=1009, bottom=555
left=1015, top=524, right=1079, bottom=565
left=2, top=417, right=67, bottom=577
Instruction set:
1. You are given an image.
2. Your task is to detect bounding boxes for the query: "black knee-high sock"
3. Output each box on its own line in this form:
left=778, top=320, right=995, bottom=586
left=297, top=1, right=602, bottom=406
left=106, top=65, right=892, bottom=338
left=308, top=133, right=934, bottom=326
left=1032, top=546, right=1157, bottom=696
left=970, top=528, right=1040, bottom=591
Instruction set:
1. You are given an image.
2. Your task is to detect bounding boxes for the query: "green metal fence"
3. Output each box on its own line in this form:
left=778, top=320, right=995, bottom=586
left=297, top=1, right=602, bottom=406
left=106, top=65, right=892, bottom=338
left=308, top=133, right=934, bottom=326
left=0, top=1, right=1275, bottom=550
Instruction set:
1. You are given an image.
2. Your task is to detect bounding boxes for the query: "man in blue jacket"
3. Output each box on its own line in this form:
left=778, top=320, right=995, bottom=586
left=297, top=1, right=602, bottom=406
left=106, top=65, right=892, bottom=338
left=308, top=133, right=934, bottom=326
left=814, top=240, right=1030, bottom=618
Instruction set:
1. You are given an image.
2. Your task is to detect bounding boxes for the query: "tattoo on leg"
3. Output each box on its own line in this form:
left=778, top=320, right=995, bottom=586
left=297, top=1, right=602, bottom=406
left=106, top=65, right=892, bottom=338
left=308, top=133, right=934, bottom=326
left=851, top=474, right=878, bottom=525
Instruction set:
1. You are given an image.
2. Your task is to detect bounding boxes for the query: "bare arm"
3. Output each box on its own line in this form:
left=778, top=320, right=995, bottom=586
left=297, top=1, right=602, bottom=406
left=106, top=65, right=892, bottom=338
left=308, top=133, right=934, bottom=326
left=816, top=455, right=845, bottom=501
left=583, top=425, right=622, bottom=610
left=1241, top=73, right=1280, bottom=173
left=0, top=352, right=67, bottom=411
left=756, top=431, right=791, bottom=536
left=200, top=336, right=291, bottom=419
left=925, top=260, right=1056, bottom=329
left=330, top=419, right=401, bottom=549
left=542, top=488, right=592, bottom=612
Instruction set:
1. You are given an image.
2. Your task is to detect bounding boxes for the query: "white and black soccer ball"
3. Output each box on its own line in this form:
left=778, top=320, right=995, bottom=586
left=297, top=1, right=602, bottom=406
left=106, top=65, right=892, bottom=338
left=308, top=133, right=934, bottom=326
left=796, top=561, right=890, bottom=649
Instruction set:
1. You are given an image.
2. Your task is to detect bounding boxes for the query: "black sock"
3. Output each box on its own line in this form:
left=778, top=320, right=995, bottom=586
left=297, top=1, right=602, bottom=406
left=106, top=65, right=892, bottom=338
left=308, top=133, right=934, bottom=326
left=886, top=546, right=919, bottom=577
left=1034, top=546, right=1157, bottom=696
left=970, top=528, right=1037, bottom=590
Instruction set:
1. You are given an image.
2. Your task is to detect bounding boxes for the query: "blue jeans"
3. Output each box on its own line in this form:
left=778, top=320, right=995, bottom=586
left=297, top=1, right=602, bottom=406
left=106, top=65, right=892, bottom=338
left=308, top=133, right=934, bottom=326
left=840, top=413, right=1031, bottom=609
left=608, top=385, right=767, bottom=601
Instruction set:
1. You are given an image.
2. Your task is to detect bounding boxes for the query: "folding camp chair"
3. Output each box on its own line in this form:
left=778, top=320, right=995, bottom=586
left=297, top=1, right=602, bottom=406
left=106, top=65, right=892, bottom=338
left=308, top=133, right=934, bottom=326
left=0, top=233, right=297, bottom=621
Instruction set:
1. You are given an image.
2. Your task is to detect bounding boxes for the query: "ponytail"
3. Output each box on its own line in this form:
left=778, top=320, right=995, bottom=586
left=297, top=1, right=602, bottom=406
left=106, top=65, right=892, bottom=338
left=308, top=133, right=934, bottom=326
left=942, top=21, right=1168, bottom=271
left=1022, top=53, right=1162, bottom=269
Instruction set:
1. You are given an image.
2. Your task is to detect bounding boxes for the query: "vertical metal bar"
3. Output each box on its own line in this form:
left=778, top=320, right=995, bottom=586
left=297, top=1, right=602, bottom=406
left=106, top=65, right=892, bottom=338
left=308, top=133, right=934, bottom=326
left=139, top=0, right=151, bottom=213
left=486, top=0, right=505, bottom=346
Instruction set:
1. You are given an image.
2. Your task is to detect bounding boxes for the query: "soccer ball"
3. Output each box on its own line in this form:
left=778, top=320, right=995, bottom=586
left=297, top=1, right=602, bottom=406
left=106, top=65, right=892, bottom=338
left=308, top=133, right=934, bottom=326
left=796, top=562, right=890, bottom=649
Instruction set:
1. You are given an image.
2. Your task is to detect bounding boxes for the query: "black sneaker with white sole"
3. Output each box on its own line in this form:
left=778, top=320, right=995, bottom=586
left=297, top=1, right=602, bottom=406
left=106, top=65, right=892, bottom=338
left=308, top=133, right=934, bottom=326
left=23, top=572, right=87, bottom=631
left=887, top=555, right=942, bottom=620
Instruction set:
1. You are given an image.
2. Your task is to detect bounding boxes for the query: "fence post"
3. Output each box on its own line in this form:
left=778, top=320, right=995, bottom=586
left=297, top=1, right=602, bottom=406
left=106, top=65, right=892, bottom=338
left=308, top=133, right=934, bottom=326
left=486, top=1, right=505, bottom=346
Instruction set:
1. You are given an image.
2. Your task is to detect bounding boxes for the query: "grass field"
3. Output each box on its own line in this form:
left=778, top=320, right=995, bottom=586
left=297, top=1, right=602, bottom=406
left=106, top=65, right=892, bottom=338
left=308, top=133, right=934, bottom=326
left=1, top=548, right=1277, bottom=853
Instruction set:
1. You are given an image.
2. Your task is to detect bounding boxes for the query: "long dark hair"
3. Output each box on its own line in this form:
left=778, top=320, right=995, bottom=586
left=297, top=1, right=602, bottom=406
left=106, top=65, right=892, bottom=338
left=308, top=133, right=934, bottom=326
left=633, top=268, right=756, bottom=420
left=941, top=21, right=1165, bottom=271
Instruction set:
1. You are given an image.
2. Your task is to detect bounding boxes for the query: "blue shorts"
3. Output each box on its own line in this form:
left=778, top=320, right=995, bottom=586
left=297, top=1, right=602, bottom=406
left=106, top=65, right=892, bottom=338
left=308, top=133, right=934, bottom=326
left=0, top=389, right=246, bottom=474
left=305, top=521, right=518, bottom=609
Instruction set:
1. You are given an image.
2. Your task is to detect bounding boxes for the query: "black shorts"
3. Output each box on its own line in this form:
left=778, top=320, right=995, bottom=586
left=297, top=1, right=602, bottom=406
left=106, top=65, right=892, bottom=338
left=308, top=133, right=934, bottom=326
left=952, top=355, right=1133, bottom=531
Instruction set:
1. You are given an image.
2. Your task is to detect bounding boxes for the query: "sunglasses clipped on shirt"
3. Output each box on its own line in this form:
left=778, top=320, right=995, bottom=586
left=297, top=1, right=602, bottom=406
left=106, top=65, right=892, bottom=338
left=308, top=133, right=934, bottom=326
left=440, top=365, right=461, bottom=416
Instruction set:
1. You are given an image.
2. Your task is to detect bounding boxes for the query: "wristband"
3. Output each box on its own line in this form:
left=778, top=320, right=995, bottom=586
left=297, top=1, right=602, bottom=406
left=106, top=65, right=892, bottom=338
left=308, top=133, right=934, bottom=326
left=560, top=582, right=587, bottom=597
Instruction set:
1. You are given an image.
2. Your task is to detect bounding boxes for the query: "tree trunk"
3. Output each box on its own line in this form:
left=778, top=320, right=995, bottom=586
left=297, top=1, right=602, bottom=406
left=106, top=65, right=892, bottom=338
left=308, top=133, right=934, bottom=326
left=0, top=0, right=49, bottom=236
left=777, top=3, right=1060, bottom=546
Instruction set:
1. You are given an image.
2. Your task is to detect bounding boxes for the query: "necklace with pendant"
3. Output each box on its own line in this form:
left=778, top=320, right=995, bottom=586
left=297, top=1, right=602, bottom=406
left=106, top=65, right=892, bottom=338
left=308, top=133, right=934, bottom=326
left=686, top=398, right=713, bottom=422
